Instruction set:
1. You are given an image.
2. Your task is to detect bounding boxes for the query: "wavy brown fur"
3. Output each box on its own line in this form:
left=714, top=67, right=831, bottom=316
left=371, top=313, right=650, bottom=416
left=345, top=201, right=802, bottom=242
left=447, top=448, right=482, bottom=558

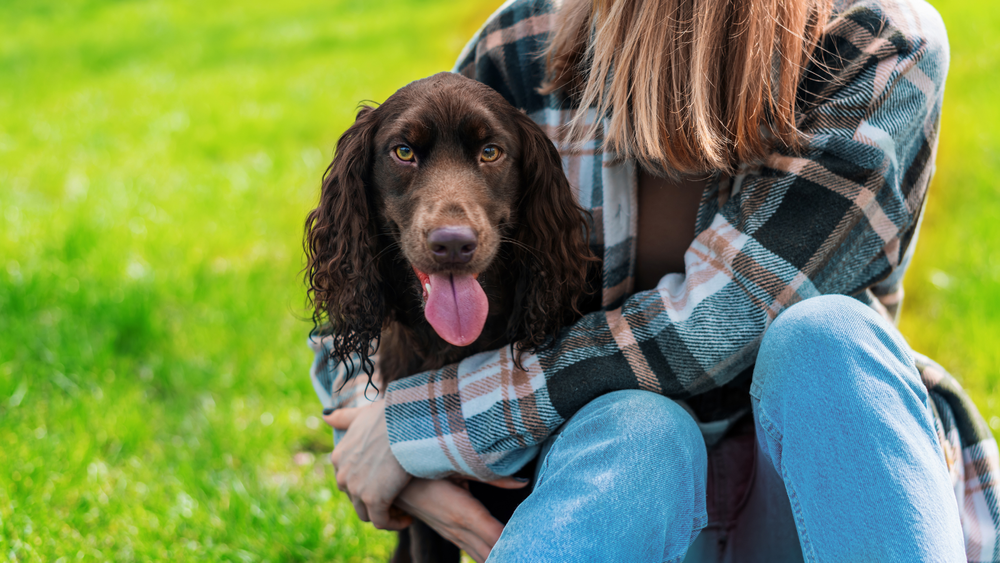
left=304, top=106, right=384, bottom=378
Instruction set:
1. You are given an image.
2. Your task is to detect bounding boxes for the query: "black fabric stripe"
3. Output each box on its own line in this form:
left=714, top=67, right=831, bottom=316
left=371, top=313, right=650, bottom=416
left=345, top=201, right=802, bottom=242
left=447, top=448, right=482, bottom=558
left=546, top=352, right=637, bottom=420
left=752, top=175, right=853, bottom=271
left=902, top=137, right=932, bottom=199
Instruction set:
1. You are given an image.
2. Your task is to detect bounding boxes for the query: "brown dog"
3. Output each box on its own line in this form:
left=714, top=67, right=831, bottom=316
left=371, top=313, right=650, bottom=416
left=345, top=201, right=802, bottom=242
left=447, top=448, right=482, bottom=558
left=304, top=72, right=599, bottom=562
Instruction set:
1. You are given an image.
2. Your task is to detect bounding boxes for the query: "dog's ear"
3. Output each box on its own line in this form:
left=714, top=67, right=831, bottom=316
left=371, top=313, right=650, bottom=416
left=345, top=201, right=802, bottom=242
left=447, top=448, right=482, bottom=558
left=507, top=111, right=598, bottom=357
left=304, top=106, right=384, bottom=381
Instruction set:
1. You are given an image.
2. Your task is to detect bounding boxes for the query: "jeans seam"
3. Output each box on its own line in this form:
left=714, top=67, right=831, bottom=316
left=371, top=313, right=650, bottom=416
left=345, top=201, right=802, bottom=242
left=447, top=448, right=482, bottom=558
left=780, top=466, right=817, bottom=563
left=533, top=426, right=569, bottom=488
left=756, top=404, right=817, bottom=563
left=754, top=399, right=783, bottom=444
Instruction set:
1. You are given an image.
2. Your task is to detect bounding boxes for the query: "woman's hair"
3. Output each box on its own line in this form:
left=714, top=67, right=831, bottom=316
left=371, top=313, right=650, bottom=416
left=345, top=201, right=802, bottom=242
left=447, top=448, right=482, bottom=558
left=541, top=0, right=834, bottom=175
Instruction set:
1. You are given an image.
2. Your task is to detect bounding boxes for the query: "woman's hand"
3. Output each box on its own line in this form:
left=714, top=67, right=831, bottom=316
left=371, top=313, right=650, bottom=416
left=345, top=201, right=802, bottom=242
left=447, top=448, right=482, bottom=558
left=327, top=401, right=413, bottom=530
left=327, top=404, right=530, bottom=561
left=395, top=477, right=529, bottom=563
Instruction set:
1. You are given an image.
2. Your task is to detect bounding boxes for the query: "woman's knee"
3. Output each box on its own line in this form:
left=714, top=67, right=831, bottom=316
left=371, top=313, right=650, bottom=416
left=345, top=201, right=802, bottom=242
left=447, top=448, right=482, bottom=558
left=543, top=390, right=707, bottom=485
left=753, top=294, right=925, bottom=412
left=575, top=390, right=704, bottom=453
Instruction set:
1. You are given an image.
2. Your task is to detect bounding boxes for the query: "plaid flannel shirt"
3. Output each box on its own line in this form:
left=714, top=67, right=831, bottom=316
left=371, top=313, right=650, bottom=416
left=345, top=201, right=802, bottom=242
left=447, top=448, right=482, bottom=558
left=310, top=0, right=1000, bottom=558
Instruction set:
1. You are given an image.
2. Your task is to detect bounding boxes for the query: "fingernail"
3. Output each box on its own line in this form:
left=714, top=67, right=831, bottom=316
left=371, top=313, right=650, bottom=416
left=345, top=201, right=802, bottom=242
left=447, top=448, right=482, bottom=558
left=322, top=408, right=334, bottom=415
left=513, top=477, right=530, bottom=483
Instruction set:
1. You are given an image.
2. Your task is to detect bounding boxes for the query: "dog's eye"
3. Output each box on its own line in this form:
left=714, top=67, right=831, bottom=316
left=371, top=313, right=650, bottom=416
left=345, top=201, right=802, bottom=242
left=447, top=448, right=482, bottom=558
left=394, top=145, right=415, bottom=162
left=481, top=145, right=502, bottom=163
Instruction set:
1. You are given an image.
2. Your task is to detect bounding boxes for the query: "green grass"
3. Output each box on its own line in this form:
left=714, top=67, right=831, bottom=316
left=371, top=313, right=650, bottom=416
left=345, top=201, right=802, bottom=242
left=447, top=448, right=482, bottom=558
left=0, top=0, right=997, bottom=560
left=0, top=0, right=500, bottom=560
left=897, top=0, right=1000, bottom=412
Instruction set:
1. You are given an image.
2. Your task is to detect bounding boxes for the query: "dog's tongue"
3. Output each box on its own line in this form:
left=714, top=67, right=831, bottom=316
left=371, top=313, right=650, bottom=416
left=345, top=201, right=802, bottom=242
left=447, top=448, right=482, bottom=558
left=424, top=273, right=488, bottom=347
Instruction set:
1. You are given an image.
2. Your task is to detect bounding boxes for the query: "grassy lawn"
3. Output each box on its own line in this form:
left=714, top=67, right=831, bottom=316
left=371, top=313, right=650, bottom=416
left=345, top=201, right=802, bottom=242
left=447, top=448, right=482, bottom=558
left=897, top=0, right=1000, bottom=412
left=0, top=0, right=996, bottom=560
left=0, top=0, right=500, bottom=560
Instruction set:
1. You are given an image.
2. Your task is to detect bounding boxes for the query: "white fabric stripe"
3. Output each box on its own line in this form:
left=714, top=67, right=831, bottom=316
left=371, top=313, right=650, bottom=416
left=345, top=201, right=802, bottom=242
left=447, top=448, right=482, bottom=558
left=905, top=64, right=937, bottom=101
left=457, top=349, right=545, bottom=418
left=534, top=108, right=600, bottom=209
left=392, top=436, right=466, bottom=479
left=600, top=120, right=633, bottom=250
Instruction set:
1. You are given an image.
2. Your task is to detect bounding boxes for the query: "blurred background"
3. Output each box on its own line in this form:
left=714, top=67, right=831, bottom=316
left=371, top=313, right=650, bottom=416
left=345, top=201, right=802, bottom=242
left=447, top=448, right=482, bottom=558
left=0, top=0, right=996, bottom=560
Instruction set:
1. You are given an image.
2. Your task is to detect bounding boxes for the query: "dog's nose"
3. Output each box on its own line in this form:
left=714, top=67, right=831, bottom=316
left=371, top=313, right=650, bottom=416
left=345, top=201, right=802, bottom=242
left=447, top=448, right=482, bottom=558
left=427, top=226, right=478, bottom=264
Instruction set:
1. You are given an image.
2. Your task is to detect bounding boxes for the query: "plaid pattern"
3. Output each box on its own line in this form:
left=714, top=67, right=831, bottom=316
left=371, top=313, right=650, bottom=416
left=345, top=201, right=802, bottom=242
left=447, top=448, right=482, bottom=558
left=310, top=0, right=1000, bottom=558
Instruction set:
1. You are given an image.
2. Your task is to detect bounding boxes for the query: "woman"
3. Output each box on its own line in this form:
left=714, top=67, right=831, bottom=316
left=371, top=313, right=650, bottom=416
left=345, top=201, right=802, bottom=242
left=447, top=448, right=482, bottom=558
left=319, top=0, right=1000, bottom=560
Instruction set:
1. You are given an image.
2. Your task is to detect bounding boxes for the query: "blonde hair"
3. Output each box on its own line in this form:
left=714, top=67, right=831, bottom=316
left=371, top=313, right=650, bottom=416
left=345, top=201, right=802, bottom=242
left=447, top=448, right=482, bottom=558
left=541, top=0, right=834, bottom=175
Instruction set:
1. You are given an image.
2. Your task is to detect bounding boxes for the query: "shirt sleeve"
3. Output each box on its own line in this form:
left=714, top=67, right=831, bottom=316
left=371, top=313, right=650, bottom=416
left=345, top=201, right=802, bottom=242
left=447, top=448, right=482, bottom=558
left=385, top=0, right=950, bottom=479
left=308, top=333, right=383, bottom=445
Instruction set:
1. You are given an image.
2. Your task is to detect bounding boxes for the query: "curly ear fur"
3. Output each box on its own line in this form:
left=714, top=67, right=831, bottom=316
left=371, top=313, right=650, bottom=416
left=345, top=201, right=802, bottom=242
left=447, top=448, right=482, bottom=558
left=507, top=111, right=599, bottom=358
left=304, top=106, right=384, bottom=381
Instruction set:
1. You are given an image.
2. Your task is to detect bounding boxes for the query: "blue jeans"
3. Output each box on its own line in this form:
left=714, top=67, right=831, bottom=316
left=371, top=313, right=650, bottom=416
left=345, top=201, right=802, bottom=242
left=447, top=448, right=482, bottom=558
left=487, top=295, right=966, bottom=562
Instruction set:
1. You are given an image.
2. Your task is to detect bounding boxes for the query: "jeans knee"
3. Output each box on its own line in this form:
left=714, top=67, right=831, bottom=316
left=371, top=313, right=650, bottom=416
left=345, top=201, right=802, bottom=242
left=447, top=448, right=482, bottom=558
left=764, top=295, right=883, bottom=353
left=591, top=391, right=702, bottom=450
left=754, top=295, right=924, bottom=411
left=553, top=390, right=707, bottom=482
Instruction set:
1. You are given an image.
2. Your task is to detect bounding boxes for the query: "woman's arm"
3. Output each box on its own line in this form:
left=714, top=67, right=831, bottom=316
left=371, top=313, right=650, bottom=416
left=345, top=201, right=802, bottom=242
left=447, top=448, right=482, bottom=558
left=382, top=0, right=950, bottom=480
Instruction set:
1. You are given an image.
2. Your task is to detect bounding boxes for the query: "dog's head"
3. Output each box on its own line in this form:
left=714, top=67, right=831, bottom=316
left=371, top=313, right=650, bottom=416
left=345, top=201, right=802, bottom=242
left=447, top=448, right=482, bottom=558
left=305, top=72, right=595, bottom=376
